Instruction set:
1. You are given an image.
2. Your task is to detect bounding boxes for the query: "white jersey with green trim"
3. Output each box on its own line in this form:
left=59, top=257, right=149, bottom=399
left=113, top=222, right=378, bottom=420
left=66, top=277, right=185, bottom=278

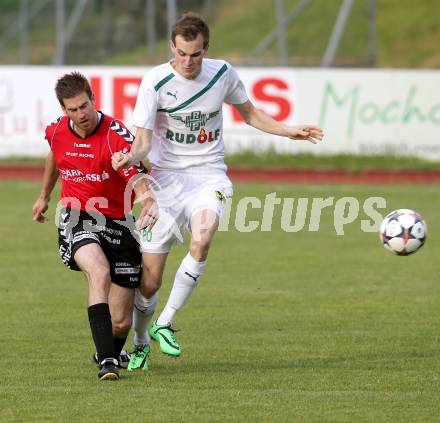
left=132, top=58, right=248, bottom=172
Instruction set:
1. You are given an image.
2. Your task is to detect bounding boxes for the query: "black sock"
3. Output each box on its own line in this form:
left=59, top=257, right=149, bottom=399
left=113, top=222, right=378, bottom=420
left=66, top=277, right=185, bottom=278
left=88, top=303, right=117, bottom=363
left=113, top=336, right=127, bottom=357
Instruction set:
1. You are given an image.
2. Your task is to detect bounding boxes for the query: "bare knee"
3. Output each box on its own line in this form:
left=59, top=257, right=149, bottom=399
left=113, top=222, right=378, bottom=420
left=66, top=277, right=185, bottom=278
left=190, top=235, right=213, bottom=261
left=190, top=211, right=218, bottom=261
left=112, top=315, right=132, bottom=337
left=140, top=253, right=167, bottom=297
left=84, top=266, right=111, bottom=291
left=141, top=266, right=162, bottom=297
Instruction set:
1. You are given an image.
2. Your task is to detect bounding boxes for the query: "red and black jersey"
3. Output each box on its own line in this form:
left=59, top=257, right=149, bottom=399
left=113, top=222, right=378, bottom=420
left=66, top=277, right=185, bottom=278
left=45, top=112, right=145, bottom=218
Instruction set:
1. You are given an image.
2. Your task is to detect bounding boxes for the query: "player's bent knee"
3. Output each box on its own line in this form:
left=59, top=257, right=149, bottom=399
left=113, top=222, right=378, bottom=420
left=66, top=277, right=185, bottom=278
left=83, top=264, right=111, bottom=283
left=190, top=238, right=212, bottom=261
left=112, top=318, right=132, bottom=336
left=141, top=275, right=162, bottom=297
left=142, top=266, right=163, bottom=292
left=85, top=266, right=111, bottom=292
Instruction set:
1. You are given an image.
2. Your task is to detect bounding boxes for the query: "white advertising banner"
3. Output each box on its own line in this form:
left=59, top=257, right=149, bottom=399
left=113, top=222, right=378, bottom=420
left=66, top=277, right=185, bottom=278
left=0, top=66, right=439, bottom=158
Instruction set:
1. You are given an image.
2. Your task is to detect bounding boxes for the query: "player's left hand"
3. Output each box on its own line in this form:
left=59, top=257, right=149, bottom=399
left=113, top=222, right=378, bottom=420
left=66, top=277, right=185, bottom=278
left=136, top=197, right=159, bottom=230
left=286, top=125, right=324, bottom=144
left=32, top=197, right=49, bottom=222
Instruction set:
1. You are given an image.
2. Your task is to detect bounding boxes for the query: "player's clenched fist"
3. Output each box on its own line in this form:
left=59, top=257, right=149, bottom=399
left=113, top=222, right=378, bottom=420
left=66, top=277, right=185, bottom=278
left=111, top=151, right=131, bottom=170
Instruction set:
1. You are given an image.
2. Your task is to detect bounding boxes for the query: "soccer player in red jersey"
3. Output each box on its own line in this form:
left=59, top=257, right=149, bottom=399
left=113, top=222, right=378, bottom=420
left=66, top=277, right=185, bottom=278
left=32, top=72, right=158, bottom=380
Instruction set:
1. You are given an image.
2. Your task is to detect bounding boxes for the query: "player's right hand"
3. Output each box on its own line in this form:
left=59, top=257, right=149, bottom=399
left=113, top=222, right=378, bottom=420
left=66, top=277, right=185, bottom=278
left=32, top=198, right=49, bottom=223
left=136, top=197, right=159, bottom=230
left=112, top=152, right=131, bottom=170
left=286, top=125, right=324, bottom=144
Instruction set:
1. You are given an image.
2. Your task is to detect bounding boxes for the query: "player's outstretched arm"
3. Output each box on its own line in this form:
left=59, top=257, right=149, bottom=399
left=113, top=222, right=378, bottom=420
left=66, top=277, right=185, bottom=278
left=234, top=100, right=324, bottom=144
left=32, top=151, right=59, bottom=223
left=112, top=127, right=153, bottom=170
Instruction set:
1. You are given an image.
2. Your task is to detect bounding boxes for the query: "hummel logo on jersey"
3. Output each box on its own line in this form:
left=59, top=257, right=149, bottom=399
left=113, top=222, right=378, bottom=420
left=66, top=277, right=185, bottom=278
left=184, top=272, right=200, bottom=283
left=166, top=90, right=178, bottom=99
left=170, top=109, right=220, bottom=131
left=74, top=142, right=91, bottom=148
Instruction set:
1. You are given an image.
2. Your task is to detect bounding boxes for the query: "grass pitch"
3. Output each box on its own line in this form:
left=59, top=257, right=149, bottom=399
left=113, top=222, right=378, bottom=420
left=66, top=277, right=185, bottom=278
left=0, top=181, right=439, bottom=422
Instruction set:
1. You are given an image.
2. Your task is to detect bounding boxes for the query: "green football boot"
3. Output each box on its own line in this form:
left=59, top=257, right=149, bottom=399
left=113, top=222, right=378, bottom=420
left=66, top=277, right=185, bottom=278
left=127, top=344, right=150, bottom=371
left=149, top=321, right=181, bottom=357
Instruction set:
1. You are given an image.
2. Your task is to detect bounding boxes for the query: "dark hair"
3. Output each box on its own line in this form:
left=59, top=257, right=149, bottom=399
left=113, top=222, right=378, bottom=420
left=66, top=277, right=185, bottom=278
left=55, top=71, right=93, bottom=107
left=171, top=12, right=209, bottom=49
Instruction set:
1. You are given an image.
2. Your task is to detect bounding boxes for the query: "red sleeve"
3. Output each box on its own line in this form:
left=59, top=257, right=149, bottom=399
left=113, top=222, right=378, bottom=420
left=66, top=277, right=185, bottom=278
left=45, top=116, right=63, bottom=147
left=44, top=127, right=51, bottom=146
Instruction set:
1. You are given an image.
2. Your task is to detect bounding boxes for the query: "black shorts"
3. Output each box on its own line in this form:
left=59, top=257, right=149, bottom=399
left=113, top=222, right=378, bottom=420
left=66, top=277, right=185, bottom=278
left=58, top=208, right=141, bottom=288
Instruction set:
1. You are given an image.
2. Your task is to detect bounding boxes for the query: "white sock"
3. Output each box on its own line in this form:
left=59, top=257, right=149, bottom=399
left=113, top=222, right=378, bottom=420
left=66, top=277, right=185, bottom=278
left=156, top=253, right=206, bottom=326
left=133, top=289, right=157, bottom=346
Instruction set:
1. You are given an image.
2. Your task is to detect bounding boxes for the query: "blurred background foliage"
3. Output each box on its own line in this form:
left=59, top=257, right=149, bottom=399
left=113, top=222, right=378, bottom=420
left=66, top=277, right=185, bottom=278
left=0, top=0, right=439, bottom=68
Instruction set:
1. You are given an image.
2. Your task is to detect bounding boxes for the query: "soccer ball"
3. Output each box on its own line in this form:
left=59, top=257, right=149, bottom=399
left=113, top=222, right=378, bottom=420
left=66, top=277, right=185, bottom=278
left=380, top=209, right=427, bottom=255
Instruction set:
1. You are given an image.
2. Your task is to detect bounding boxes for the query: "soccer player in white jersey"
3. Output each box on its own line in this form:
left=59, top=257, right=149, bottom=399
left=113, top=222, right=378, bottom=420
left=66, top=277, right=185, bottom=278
left=112, top=13, right=324, bottom=370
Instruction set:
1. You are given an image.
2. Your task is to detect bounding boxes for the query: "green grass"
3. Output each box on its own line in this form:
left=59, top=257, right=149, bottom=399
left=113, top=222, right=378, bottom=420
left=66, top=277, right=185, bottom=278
left=2, top=152, right=440, bottom=172
left=1, top=180, right=439, bottom=422
left=207, top=0, right=371, bottom=66
left=377, top=0, right=440, bottom=68
left=4, top=0, right=438, bottom=67
left=224, top=151, right=440, bottom=172
left=0, top=157, right=46, bottom=166
left=104, top=0, right=440, bottom=68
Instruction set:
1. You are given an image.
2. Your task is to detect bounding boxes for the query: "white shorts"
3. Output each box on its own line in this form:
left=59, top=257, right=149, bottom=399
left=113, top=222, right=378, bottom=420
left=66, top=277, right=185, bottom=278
left=140, top=169, right=233, bottom=253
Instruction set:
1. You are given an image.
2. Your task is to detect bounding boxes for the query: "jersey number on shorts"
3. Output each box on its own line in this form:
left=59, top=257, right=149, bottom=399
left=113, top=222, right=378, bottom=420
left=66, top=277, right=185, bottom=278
left=141, top=229, right=152, bottom=242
